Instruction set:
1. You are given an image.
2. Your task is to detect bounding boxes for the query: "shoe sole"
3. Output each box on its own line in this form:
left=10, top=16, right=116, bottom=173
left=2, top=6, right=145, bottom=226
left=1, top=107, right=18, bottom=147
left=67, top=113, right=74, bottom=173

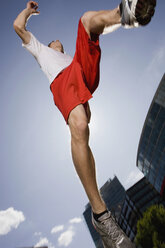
left=122, top=0, right=156, bottom=27
left=135, top=0, right=156, bottom=26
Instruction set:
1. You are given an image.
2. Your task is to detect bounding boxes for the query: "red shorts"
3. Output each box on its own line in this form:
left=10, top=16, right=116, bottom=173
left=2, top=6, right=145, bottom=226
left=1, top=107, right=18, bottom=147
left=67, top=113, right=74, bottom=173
left=50, top=19, right=101, bottom=123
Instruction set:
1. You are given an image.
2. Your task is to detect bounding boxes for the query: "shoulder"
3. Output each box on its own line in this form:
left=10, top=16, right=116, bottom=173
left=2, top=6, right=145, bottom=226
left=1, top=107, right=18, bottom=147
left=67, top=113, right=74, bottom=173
left=22, top=32, right=46, bottom=58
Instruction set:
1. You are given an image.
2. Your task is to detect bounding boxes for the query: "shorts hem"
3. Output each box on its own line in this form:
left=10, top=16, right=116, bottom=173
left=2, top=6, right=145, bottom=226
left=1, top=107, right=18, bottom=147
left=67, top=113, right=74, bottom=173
left=66, top=95, right=93, bottom=124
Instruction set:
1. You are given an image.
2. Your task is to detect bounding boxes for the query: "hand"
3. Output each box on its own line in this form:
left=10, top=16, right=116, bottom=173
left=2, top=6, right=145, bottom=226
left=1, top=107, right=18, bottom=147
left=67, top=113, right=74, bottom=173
left=26, top=1, right=40, bottom=15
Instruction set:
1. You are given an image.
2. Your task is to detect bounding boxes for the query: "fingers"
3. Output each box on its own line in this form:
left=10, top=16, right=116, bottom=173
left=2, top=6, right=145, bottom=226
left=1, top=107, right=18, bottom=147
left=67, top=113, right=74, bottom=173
left=31, top=1, right=39, bottom=9
left=27, top=1, right=39, bottom=9
left=29, top=1, right=38, bottom=6
left=27, top=1, right=40, bottom=14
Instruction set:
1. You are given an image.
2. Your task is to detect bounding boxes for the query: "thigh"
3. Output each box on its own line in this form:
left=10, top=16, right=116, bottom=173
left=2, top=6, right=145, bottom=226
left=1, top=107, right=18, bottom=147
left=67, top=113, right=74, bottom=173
left=81, top=11, right=99, bottom=37
left=68, top=104, right=90, bottom=142
left=68, top=104, right=88, bottom=127
left=50, top=62, right=92, bottom=124
left=74, top=19, right=101, bottom=94
left=81, top=10, right=106, bottom=36
left=68, top=102, right=91, bottom=125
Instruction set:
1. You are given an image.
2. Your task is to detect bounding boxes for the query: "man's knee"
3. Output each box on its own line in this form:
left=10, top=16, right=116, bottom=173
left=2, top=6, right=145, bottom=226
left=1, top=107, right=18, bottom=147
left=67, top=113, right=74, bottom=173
left=68, top=104, right=89, bottom=142
left=69, top=112, right=89, bottom=143
left=81, top=11, right=105, bottom=35
left=81, top=12, right=91, bottom=26
left=81, top=11, right=97, bottom=35
left=69, top=118, right=89, bottom=142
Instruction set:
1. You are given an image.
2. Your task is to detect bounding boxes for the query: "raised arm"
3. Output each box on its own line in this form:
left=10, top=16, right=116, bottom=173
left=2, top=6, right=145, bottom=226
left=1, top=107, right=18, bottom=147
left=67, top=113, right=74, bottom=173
left=13, top=1, right=40, bottom=44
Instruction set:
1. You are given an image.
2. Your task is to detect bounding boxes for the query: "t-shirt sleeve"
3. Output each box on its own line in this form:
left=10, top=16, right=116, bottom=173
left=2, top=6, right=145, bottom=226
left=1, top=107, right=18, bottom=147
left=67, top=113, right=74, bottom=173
left=22, top=32, right=42, bottom=58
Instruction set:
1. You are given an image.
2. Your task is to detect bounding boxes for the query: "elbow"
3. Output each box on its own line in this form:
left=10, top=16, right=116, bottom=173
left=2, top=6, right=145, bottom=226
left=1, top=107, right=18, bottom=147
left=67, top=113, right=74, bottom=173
left=13, top=20, right=23, bottom=32
left=13, top=19, right=18, bottom=29
left=13, top=21, right=20, bottom=31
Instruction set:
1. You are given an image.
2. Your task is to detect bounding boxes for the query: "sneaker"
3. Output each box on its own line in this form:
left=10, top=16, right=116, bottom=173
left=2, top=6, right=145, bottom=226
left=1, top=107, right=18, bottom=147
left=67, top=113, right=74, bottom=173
left=120, top=0, right=156, bottom=28
left=92, top=211, right=135, bottom=248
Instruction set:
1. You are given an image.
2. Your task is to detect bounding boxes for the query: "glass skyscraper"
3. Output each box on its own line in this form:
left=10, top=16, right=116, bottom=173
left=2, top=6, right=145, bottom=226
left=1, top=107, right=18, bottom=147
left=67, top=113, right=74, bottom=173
left=137, top=74, right=165, bottom=197
left=83, top=176, right=126, bottom=248
left=118, top=177, right=165, bottom=241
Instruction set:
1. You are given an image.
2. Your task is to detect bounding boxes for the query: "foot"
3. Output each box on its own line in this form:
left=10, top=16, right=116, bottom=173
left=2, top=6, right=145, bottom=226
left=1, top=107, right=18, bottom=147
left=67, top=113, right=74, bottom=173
left=92, top=211, right=135, bottom=248
left=120, top=0, right=156, bottom=28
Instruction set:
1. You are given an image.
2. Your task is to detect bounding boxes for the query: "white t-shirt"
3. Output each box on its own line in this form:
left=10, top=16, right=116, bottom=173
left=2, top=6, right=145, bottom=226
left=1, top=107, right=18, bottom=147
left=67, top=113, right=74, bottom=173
left=22, top=32, right=73, bottom=84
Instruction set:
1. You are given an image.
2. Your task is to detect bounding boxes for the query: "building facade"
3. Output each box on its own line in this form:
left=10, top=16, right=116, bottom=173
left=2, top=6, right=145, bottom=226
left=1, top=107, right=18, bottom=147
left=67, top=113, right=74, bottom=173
left=83, top=74, right=165, bottom=247
left=118, top=177, right=165, bottom=242
left=83, top=176, right=126, bottom=248
left=137, top=74, right=165, bottom=197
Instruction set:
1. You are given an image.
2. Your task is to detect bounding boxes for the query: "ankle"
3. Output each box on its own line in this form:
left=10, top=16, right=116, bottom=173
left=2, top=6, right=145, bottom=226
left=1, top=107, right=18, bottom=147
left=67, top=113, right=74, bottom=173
left=92, top=203, right=107, bottom=214
left=93, top=209, right=109, bottom=222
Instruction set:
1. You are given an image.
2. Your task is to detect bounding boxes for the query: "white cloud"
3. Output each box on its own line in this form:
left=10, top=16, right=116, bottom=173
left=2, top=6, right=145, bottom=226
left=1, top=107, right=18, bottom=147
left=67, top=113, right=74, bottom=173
left=50, top=216, right=82, bottom=246
left=51, top=225, right=64, bottom=234
left=0, top=207, right=25, bottom=235
left=125, top=170, right=143, bottom=189
left=35, top=237, right=48, bottom=247
left=58, top=226, right=75, bottom=247
left=69, top=217, right=82, bottom=224
left=35, top=237, right=55, bottom=248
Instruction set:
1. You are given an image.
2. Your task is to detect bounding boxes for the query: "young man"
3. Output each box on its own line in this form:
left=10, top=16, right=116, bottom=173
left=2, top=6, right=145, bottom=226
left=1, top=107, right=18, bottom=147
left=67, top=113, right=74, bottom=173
left=13, top=1, right=156, bottom=247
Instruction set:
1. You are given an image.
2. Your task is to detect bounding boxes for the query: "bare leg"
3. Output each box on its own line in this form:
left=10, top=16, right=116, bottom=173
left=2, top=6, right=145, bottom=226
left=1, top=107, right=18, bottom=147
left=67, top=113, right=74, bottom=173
left=68, top=105, right=106, bottom=214
left=81, top=7, right=121, bottom=37
left=68, top=7, right=122, bottom=214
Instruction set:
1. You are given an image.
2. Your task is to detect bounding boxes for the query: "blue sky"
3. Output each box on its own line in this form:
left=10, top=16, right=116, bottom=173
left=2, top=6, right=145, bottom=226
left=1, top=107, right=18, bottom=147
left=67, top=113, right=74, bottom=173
left=0, top=0, right=165, bottom=247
